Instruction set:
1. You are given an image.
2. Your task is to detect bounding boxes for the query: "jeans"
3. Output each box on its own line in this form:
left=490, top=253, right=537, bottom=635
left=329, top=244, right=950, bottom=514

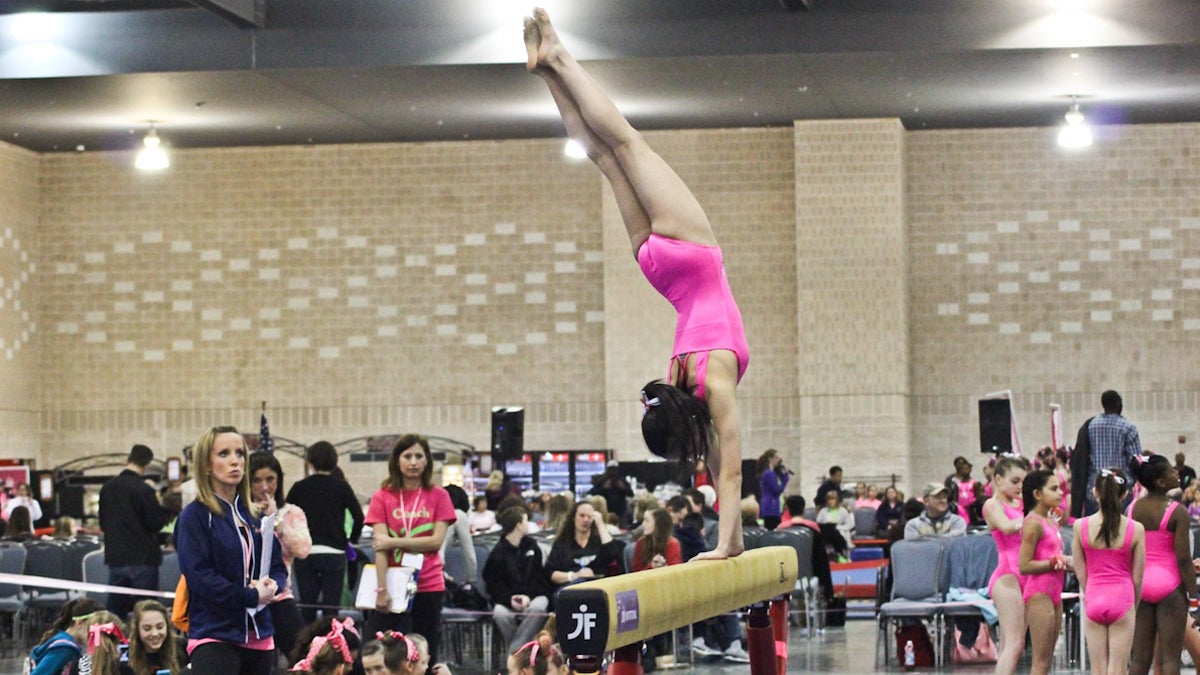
left=492, top=595, right=550, bottom=652
left=293, top=552, right=347, bottom=623
left=107, top=564, right=158, bottom=620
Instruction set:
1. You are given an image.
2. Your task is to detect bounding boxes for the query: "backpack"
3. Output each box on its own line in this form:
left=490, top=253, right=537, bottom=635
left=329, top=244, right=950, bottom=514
left=171, top=574, right=189, bottom=632
left=24, top=636, right=80, bottom=675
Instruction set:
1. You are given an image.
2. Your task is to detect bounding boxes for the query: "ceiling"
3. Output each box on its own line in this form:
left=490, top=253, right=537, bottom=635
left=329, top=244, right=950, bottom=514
left=1, top=0, right=1199, bottom=153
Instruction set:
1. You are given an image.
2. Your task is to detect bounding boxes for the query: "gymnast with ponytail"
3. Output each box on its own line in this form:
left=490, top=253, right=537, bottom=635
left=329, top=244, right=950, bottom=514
left=1070, top=468, right=1144, bottom=675
left=360, top=632, right=451, bottom=675
left=507, top=632, right=569, bottom=675
left=1126, top=454, right=1195, bottom=675
left=525, top=7, right=748, bottom=559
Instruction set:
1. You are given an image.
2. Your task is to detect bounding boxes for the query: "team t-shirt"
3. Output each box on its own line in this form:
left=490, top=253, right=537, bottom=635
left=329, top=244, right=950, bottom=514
left=365, top=485, right=456, bottom=593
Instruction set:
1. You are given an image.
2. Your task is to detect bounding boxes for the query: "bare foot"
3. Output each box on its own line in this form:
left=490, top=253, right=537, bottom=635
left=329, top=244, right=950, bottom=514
left=522, top=16, right=541, bottom=73
left=691, top=542, right=745, bottom=561
left=532, top=7, right=566, bottom=70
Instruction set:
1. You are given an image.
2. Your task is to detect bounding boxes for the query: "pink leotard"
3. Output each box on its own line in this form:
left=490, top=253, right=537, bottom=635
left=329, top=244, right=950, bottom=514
left=1081, top=516, right=1135, bottom=624
left=988, top=501, right=1025, bottom=596
left=637, top=234, right=749, bottom=399
left=1130, top=500, right=1182, bottom=604
left=1022, top=514, right=1064, bottom=605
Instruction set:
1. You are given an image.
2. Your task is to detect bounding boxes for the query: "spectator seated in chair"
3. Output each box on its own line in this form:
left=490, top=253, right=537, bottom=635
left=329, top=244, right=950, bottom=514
left=903, top=483, right=967, bottom=539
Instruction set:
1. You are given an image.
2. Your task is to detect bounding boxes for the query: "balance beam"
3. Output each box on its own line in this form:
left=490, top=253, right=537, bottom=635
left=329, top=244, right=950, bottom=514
left=555, top=546, right=798, bottom=660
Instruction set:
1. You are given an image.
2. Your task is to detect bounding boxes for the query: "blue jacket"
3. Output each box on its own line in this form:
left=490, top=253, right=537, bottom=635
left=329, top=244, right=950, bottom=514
left=30, top=630, right=80, bottom=675
left=759, top=468, right=789, bottom=518
left=176, top=495, right=288, bottom=644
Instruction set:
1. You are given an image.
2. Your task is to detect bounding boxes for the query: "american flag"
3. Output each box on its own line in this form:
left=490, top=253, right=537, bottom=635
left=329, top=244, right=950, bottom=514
left=260, top=411, right=274, bottom=454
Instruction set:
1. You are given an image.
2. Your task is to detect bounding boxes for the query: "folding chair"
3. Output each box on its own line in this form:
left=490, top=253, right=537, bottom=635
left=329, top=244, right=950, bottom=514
left=876, top=537, right=946, bottom=667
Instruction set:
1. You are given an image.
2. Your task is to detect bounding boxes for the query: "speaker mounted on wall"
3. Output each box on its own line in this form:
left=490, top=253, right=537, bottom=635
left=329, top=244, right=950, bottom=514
left=978, top=398, right=1012, bottom=455
left=491, top=406, right=525, bottom=463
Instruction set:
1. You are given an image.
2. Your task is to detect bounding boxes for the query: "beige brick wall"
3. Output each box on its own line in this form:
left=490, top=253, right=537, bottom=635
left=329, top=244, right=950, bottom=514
left=908, top=124, right=1200, bottom=485
left=3, top=120, right=1198, bottom=501
left=794, top=120, right=910, bottom=493
left=0, top=142, right=41, bottom=458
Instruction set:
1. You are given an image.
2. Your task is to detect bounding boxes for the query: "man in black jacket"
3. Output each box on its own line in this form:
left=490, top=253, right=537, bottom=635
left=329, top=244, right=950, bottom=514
left=483, top=506, right=552, bottom=652
left=99, top=444, right=174, bottom=619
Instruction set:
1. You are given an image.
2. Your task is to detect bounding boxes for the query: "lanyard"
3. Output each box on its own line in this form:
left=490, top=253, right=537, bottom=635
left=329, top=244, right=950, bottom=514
left=398, top=488, right=423, bottom=536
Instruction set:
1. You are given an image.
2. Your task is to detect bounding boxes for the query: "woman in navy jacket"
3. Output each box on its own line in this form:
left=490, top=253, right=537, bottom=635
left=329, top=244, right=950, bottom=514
left=757, top=449, right=790, bottom=530
left=176, top=425, right=288, bottom=675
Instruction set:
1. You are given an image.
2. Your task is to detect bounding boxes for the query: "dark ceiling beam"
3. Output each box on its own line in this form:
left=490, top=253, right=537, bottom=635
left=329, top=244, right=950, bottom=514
left=189, top=0, right=264, bottom=28
left=0, top=0, right=189, bottom=11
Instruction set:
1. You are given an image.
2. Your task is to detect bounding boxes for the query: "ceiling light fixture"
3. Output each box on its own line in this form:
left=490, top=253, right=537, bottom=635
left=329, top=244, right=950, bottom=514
left=135, top=124, right=169, bottom=170
left=1056, top=97, right=1092, bottom=149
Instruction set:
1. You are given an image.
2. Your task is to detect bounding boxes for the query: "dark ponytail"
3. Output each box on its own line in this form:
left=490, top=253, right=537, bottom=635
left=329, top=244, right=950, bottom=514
left=1021, top=469, right=1054, bottom=516
left=1094, top=468, right=1127, bottom=547
left=640, top=380, right=713, bottom=466
left=1128, top=454, right=1170, bottom=492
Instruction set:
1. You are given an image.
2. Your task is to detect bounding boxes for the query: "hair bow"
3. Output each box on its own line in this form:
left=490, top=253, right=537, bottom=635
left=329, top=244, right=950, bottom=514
left=375, top=631, right=418, bottom=662
left=332, top=616, right=359, bottom=640
left=1000, top=451, right=1022, bottom=459
left=639, top=390, right=660, bottom=415
left=1099, top=468, right=1126, bottom=485
left=292, top=620, right=352, bottom=671
left=87, top=623, right=127, bottom=655
left=517, top=639, right=540, bottom=664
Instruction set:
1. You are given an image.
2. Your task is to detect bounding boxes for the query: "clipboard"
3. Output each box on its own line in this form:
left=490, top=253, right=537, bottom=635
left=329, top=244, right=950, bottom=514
left=355, top=564, right=415, bottom=613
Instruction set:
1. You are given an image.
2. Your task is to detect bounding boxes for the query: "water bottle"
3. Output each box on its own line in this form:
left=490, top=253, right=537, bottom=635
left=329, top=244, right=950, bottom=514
left=903, top=640, right=916, bottom=671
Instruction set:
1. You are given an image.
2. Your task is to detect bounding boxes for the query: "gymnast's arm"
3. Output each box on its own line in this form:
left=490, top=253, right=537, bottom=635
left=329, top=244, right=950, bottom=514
left=692, top=350, right=744, bottom=561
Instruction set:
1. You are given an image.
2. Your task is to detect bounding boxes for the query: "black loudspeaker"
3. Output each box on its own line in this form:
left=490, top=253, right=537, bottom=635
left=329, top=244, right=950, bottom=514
left=978, top=399, right=1012, bottom=454
left=491, top=406, right=525, bottom=462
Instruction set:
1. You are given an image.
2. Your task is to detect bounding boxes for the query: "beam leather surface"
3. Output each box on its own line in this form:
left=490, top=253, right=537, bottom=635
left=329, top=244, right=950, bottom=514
left=556, top=546, right=799, bottom=657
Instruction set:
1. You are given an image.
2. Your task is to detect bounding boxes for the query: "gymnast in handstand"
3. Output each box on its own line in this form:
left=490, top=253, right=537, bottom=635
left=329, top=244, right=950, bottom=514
left=524, top=7, right=749, bottom=559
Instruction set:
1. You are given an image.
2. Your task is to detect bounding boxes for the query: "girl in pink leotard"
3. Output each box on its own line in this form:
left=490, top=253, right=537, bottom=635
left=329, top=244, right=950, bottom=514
left=1126, top=454, right=1195, bottom=675
left=1018, top=470, right=1070, bottom=675
left=525, top=8, right=747, bottom=560
left=1071, top=468, right=1144, bottom=675
left=982, top=455, right=1028, bottom=675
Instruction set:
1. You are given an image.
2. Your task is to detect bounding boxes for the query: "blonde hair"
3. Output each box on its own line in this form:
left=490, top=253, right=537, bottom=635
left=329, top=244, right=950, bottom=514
left=191, top=426, right=258, bottom=518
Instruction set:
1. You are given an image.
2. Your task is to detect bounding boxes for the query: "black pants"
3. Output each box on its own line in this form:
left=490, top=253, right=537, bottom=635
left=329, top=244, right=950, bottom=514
left=190, top=641, right=276, bottom=675
left=107, top=564, right=159, bottom=621
left=293, top=553, right=347, bottom=623
left=269, top=597, right=305, bottom=662
left=762, top=516, right=782, bottom=530
left=364, top=591, right=445, bottom=664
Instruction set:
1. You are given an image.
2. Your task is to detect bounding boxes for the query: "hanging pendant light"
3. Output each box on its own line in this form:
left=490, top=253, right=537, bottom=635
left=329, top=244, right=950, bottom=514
left=135, top=125, right=170, bottom=170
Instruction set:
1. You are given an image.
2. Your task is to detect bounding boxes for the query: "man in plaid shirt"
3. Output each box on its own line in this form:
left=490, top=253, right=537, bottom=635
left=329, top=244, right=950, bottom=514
left=1084, top=389, right=1142, bottom=514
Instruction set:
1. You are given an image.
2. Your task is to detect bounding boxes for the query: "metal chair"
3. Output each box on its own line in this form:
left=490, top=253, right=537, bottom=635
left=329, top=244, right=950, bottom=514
left=158, top=551, right=181, bottom=592
left=82, top=548, right=110, bottom=608
left=21, top=541, right=71, bottom=641
left=875, top=537, right=947, bottom=667
left=852, top=508, right=878, bottom=539
left=0, top=545, right=28, bottom=654
left=440, top=540, right=494, bottom=670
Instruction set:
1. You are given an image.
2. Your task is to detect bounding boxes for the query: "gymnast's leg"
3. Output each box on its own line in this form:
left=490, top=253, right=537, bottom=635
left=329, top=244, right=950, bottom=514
left=526, top=8, right=716, bottom=250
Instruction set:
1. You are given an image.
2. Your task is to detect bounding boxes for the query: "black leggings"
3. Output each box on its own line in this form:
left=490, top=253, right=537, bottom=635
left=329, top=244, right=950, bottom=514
left=190, top=641, right=276, bottom=675
left=364, top=591, right=445, bottom=663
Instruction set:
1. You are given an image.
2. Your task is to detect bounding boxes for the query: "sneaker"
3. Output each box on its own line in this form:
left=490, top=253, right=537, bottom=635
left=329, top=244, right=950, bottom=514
left=723, top=640, right=751, bottom=664
left=692, top=638, right=721, bottom=657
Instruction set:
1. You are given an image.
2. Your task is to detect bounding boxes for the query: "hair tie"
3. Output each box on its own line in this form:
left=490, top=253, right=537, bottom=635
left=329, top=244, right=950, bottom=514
left=517, top=639, right=540, bottom=665
left=86, top=623, right=127, bottom=655
left=375, top=631, right=418, bottom=662
left=1099, top=468, right=1126, bottom=485
left=640, top=390, right=660, bottom=415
